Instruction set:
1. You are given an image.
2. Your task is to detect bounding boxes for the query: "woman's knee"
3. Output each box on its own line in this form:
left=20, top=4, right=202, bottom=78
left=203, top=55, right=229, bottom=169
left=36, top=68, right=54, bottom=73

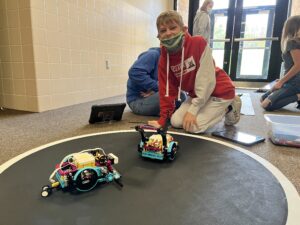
left=261, top=98, right=274, bottom=111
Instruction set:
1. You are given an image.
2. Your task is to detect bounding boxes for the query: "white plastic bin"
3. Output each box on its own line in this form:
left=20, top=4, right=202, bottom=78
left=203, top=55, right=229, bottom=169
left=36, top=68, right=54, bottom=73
left=264, top=114, right=300, bottom=147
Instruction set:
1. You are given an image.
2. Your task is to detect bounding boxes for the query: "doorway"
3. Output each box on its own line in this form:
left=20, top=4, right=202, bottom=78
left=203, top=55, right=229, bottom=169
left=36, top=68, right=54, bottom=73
left=175, top=0, right=289, bottom=81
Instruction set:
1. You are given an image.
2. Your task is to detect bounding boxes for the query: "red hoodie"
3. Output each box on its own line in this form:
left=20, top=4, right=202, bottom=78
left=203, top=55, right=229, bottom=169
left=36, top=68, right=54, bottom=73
left=158, top=32, right=235, bottom=126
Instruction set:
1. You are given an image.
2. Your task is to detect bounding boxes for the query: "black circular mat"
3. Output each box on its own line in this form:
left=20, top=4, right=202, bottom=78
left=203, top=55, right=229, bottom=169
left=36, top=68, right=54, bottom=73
left=0, top=131, right=291, bottom=225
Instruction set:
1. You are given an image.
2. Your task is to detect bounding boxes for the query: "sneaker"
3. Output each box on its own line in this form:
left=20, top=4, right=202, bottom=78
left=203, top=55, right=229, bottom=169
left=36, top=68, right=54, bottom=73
left=225, top=95, right=242, bottom=125
left=297, top=102, right=300, bottom=110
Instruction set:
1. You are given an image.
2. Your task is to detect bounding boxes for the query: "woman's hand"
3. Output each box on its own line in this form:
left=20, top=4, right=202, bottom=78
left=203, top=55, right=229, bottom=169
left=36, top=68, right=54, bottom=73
left=183, top=112, right=197, bottom=132
left=273, top=80, right=284, bottom=90
left=148, top=120, right=161, bottom=128
left=140, top=90, right=155, bottom=98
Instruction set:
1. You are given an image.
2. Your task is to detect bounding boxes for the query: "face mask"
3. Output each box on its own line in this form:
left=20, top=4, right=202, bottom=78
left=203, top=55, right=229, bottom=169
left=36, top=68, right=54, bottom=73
left=161, top=32, right=184, bottom=52
left=207, top=6, right=213, bottom=13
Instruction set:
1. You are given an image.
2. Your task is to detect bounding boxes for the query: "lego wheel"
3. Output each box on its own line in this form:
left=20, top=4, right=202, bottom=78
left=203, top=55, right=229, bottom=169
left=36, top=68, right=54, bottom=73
left=74, top=169, right=98, bottom=192
left=137, top=144, right=143, bottom=152
left=168, top=145, right=177, bottom=161
left=41, top=185, right=52, bottom=197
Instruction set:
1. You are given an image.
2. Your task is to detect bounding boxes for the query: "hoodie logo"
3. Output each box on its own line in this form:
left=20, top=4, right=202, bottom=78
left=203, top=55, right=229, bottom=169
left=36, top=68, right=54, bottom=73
left=170, top=56, right=196, bottom=77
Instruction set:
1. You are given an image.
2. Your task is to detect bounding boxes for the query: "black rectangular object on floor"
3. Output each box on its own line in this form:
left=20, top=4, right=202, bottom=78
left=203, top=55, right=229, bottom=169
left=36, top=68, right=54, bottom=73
left=212, top=130, right=265, bottom=146
left=89, top=103, right=126, bottom=124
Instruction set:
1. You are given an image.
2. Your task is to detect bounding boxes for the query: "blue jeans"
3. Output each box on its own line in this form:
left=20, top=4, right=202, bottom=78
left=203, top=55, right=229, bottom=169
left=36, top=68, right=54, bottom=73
left=128, top=92, right=160, bottom=116
left=261, top=83, right=300, bottom=111
left=128, top=92, right=187, bottom=116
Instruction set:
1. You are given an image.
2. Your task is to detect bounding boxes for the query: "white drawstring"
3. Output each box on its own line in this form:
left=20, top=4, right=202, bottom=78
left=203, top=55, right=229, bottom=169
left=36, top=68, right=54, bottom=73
left=165, top=53, right=169, bottom=97
left=178, top=47, right=184, bottom=101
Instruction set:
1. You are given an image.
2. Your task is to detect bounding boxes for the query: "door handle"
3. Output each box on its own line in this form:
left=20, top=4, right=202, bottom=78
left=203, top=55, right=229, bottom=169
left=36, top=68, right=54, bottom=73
left=234, top=37, right=279, bottom=42
left=211, top=38, right=230, bottom=42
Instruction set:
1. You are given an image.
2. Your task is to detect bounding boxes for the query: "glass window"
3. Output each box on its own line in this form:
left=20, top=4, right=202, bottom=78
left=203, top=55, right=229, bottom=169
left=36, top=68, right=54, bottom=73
left=240, top=49, right=265, bottom=75
left=244, top=14, right=269, bottom=39
left=237, top=10, right=273, bottom=78
left=212, top=50, right=225, bottom=68
left=213, top=14, right=228, bottom=40
left=211, top=14, right=228, bottom=67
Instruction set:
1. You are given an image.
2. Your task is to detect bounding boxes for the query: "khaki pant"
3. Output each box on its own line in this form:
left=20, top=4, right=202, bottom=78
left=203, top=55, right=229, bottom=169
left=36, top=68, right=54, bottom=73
left=171, top=97, right=233, bottom=133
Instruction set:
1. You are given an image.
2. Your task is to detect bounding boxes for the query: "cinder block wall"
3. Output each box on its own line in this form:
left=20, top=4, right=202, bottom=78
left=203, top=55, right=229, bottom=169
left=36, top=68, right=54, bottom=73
left=0, top=0, right=172, bottom=112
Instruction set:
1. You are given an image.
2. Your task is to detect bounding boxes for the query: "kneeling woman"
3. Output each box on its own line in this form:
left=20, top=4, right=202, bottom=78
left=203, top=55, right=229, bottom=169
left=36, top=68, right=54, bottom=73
left=261, top=15, right=300, bottom=111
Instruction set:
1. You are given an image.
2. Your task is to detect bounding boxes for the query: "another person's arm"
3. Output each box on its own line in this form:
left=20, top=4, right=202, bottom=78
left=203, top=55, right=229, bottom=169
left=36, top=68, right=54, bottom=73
left=274, top=48, right=300, bottom=90
left=128, top=51, right=159, bottom=93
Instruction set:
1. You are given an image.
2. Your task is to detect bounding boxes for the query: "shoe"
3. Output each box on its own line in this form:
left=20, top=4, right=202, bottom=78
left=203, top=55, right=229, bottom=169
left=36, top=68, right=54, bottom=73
left=225, top=95, right=242, bottom=125
left=297, top=102, right=300, bottom=110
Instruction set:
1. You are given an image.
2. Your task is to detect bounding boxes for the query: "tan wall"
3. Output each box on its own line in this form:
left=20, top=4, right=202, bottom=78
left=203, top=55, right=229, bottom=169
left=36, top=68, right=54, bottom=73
left=291, top=0, right=300, bottom=15
left=0, top=0, right=172, bottom=112
left=0, top=0, right=34, bottom=110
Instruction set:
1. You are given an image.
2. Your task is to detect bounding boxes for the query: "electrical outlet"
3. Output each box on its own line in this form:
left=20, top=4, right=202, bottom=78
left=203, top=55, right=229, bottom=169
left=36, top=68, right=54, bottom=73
left=105, top=60, right=110, bottom=70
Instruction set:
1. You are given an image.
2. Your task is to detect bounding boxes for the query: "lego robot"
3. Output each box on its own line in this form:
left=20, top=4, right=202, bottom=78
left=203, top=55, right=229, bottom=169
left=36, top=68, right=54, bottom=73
left=41, top=148, right=122, bottom=197
left=135, top=125, right=178, bottom=161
